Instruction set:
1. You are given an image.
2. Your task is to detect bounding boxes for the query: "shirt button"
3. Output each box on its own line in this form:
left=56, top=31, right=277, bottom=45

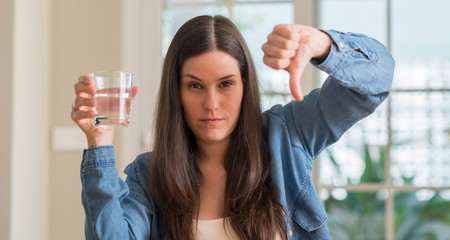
left=288, top=230, right=293, bottom=237
left=338, top=41, right=345, bottom=47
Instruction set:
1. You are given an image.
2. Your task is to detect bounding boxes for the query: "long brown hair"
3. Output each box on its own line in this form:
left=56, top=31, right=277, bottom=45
left=150, top=15, right=288, bottom=240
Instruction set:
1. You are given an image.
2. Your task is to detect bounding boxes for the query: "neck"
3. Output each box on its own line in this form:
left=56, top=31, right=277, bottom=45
left=195, top=139, right=229, bottom=168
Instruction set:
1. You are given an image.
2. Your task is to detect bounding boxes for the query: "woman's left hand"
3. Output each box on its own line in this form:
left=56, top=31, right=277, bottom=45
left=262, top=24, right=332, bottom=101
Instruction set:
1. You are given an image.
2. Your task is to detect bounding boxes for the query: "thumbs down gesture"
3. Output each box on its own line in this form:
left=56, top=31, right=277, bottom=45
left=262, top=24, right=332, bottom=101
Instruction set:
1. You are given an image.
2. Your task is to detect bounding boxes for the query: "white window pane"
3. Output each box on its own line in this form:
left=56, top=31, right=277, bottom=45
left=320, top=0, right=388, bottom=45
left=162, top=6, right=229, bottom=57
left=391, top=0, right=450, bottom=59
left=390, top=0, right=450, bottom=188
left=318, top=0, right=388, bottom=186
left=319, top=101, right=389, bottom=186
left=391, top=92, right=450, bottom=187
left=394, top=59, right=450, bottom=90
left=392, top=0, right=450, bottom=89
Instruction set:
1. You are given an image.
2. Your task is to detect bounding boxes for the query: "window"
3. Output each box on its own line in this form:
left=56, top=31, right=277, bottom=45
left=318, top=0, right=450, bottom=239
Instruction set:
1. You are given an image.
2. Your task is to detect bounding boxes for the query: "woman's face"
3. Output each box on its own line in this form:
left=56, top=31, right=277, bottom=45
left=180, top=50, right=244, bottom=146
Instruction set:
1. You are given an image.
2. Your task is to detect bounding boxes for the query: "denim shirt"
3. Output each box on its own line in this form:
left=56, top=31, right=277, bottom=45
left=80, top=30, right=395, bottom=240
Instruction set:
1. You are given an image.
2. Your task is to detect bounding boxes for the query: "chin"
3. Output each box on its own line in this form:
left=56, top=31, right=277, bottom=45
left=199, top=134, right=229, bottom=144
left=202, top=137, right=226, bottom=143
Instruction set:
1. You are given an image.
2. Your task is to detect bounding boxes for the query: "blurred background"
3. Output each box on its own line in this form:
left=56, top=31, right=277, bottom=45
left=1, top=0, right=449, bottom=239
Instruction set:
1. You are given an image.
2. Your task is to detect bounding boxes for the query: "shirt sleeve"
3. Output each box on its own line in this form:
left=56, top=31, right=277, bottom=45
left=80, top=146, right=155, bottom=240
left=282, top=30, right=395, bottom=159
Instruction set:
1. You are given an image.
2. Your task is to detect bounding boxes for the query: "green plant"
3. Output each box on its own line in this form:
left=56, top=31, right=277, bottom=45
left=323, top=144, right=450, bottom=239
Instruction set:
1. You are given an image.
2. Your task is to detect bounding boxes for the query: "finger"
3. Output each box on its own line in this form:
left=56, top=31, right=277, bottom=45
left=289, top=68, right=304, bottom=101
left=75, top=75, right=96, bottom=97
left=273, top=24, right=301, bottom=41
left=71, top=109, right=95, bottom=123
left=74, top=81, right=96, bottom=97
left=78, top=75, right=93, bottom=85
left=262, top=42, right=296, bottom=59
left=131, top=86, right=139, bottom=99
left=288, top=45, right=312, bottom=101
left=266, top=34, right=299, bottom=51
left=73, top=97, right=96, bottom=110
left=263, top=55, right=291, bottom=70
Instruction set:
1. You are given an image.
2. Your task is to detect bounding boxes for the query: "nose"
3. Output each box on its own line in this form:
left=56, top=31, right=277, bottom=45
left=203, top=89, right=220, bottom=112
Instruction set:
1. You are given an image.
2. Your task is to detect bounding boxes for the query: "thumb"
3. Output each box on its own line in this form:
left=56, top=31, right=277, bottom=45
left=131, top=86, right=139, bottom=99
left=288, top=65, right=304, bottom=101
left=288, top=44, right=312, bottom=101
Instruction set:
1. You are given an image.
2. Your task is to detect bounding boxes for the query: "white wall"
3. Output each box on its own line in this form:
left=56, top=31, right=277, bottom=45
left=0, top=0, right=128, bottom=239
left=9, top=0, right=51, bottom=239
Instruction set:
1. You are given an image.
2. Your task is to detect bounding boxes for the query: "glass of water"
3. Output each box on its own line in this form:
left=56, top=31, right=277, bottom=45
left=89, top=71, right=133, bottom=126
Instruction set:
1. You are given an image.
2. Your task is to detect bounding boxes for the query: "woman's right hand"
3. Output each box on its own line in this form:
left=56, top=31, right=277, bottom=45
left=71, top=75, right=114, bottom=148
left=262, top=24, right=332, bottom=101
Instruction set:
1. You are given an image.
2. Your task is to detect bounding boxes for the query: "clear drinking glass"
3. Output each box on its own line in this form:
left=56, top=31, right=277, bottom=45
left=89, top=71, right=133, bottom=126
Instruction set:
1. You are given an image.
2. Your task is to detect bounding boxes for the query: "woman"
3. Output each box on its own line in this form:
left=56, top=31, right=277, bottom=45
left=71, top=15, right=395, bottom=239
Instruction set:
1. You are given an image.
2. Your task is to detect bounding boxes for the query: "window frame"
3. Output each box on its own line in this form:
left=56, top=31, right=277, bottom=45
left=316, top=1, right=450, bottom=239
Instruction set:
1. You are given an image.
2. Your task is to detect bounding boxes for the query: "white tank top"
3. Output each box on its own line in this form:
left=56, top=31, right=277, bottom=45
left=193, top=218, right=239, bottom=240
left=193, top=218, right=282, bottom=240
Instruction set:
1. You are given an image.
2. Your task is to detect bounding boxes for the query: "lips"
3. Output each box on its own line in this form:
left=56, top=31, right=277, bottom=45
left=200, top=118, right=224, bottom=124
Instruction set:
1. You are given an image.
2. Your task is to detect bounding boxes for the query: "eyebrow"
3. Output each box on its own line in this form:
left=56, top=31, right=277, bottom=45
left=182, top=74, right=238, bottom=81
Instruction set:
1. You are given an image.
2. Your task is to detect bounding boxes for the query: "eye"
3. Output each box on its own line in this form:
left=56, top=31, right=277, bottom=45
left=188, top=83, right=202, bottom=89
left=219, top=81, right=233, bottom=88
